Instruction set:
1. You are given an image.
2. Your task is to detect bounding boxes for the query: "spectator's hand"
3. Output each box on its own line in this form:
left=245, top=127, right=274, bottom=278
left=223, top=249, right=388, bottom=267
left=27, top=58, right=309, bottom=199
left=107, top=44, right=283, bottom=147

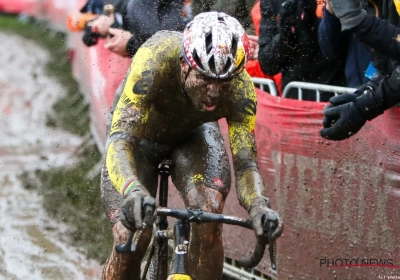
left=248, top=35, right=259, bottom=60
left=328, top=0, right=367, bottom=30
left=322, top=93, right=359, bottom=128
left=299, top=0, right=316, bottom=18
left=299, top=0, right=317, bottom=27
left=104, top=28, right=132, bottom=57
left=325, top=0, right=335, bottom=15
left=279, top=0, right=299, bottom=42
left=90, top=14, right=115, bottom=37
left=320, top=101, right=367, bottom=140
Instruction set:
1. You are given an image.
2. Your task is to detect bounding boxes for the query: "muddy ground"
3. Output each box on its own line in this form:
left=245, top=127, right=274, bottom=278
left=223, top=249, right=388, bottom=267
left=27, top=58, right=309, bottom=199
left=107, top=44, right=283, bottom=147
left=0, top=26, right=103, bottom=278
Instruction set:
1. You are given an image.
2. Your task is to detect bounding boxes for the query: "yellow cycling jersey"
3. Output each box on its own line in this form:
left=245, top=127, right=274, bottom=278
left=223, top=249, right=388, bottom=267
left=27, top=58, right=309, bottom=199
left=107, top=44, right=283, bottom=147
left=105, top=30, right=258, bottom=197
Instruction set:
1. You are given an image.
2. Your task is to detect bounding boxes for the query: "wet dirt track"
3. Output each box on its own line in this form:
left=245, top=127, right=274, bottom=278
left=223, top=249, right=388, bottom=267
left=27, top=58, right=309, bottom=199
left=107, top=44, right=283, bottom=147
left=0, top=32, right=102, bottom=279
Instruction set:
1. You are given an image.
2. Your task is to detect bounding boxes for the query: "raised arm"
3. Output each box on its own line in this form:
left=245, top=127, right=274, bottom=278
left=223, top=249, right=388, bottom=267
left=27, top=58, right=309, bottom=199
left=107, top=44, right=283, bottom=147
left=353, top=14, right=400, bottom=62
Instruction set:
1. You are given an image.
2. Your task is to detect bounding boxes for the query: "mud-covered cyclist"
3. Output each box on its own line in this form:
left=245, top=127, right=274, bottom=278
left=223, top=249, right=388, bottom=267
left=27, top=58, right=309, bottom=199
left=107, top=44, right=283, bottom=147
left=101, top=12, right=283, bottom=280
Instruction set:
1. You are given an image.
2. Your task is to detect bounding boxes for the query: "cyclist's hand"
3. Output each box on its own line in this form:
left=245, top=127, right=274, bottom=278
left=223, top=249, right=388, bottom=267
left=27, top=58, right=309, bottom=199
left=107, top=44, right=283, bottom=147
left=121, top=188, right=155, bottom=231
left=249, top=197, right=283, bottom=242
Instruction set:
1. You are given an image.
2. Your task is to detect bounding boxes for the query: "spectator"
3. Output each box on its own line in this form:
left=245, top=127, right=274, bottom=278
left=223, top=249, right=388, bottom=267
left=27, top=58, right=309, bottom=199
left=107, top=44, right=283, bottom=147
left=318, top=0, right=377, bottom=88
left=192, top=0, right=282, bottom=94
left=320, top=0, right=400, bottom=140
left=191, top=0, right=257, bottom=34
left=89, top=0, right=191, bottom=57
left=67, top=0, right=105, bottom=33
left=258, top=0, right=346, bottom=101
left=245, top=0, right=283, bottom=93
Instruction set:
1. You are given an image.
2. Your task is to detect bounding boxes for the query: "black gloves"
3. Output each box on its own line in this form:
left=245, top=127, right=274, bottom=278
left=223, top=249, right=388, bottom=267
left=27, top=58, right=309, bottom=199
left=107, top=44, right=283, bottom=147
left=82, top=24, right=101, bottom=46
left=320, top=98, right=368, bottom=140
left=321, top=67, right=400, bottom=141
left=279, top=0, right=317, bottom=43
left=121, top=187, right=155, bottom=231
left=328, top=0, right=367, bottom=30
left=322, top=74, right=383, bottom=131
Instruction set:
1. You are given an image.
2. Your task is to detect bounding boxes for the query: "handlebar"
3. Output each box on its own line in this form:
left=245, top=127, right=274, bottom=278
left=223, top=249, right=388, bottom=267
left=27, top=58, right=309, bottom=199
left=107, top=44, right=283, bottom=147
left=115, top=207, right=277, bottom=270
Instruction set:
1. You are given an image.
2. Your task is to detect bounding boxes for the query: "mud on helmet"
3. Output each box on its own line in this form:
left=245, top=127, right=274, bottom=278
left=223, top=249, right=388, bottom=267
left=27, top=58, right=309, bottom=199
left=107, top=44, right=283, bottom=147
left=182, top=12, right=250, bottom=79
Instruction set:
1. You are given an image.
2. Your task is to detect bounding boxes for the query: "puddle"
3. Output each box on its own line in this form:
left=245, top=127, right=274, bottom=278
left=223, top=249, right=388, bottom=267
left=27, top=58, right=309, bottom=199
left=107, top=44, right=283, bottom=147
left=0, top=32, right=102, bottom=279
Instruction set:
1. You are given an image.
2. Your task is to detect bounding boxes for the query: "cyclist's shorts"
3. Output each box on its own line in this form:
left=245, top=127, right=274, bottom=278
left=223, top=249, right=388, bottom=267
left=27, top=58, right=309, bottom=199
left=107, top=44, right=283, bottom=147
left=100, top=122, right=231, bottom=226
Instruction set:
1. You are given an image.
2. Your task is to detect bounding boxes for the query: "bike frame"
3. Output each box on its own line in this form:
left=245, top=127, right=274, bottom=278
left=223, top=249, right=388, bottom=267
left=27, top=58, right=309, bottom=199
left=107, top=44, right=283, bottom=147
left=115, top=159, right=277, bottom=280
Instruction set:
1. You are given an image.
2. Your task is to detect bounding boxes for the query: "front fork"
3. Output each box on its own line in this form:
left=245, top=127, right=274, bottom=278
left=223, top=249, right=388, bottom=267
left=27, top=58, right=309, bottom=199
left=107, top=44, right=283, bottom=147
left=159, top=219, right=191, bottom=280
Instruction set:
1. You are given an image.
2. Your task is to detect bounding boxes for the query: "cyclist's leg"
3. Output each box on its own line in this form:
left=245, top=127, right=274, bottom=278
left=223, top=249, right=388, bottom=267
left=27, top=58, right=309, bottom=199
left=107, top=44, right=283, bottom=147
left=101, top=139, right=171, bottom=279
left=171, top=122, right=231, bottom=280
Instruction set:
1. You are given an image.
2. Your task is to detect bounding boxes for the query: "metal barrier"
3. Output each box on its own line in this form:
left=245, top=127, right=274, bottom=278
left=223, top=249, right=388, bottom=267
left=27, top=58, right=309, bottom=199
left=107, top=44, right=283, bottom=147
left=251, top=77, right=278, bottom=96
left=282, top=81, right=356, bottom=102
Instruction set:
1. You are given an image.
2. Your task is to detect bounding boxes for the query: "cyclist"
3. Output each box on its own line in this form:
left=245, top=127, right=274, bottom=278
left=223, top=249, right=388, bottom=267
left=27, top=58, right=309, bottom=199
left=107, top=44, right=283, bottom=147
left=101, top=12, right=283, bottom=280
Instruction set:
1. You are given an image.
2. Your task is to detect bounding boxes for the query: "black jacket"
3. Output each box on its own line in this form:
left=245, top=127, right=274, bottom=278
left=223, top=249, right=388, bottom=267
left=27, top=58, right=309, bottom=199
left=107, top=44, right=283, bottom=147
left=351, top=0, right=400, bottom=76
left=353, top=15, right=400, bottom=73
left=318, top=1, right=373, bottom=88
left=258, top=0, right=346, bottom=101
left=113, top=0, right=188, bottom=56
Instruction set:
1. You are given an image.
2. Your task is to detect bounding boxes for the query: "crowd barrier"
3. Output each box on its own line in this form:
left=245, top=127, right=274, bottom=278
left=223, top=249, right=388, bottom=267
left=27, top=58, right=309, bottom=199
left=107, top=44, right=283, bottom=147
left=2, top=2, right=400, bottom=279
left=282, top=81, right=357, bottom=102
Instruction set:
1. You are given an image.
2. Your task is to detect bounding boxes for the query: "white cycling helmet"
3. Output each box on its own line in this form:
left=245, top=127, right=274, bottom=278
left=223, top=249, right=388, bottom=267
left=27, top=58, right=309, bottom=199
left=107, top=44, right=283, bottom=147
left=182, top=12, right=250, bottom=79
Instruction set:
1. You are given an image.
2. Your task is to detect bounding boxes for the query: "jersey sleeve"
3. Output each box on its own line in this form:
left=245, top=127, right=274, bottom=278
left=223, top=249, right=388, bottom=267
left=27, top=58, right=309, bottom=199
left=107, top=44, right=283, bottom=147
left=227, top=71, right=258, bottom=172
left=227, top=71, right=268, bottom=210
left=106, top=46, right=155, bottom=196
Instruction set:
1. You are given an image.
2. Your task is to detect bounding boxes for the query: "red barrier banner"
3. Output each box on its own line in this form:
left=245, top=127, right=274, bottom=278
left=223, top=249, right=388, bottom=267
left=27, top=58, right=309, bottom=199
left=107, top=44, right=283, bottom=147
left=253, top=92, right=400, bottom=278
left=0, top=0, right=38, bottom=16
left=41, top=0, right=68, bottom=31
left=70, top=33, right=131, bottom=145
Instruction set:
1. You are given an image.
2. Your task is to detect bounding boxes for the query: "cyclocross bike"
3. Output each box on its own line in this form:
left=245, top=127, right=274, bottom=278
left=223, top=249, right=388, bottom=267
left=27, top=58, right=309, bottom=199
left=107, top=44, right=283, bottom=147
left=116, top=159, right=278, bottom=280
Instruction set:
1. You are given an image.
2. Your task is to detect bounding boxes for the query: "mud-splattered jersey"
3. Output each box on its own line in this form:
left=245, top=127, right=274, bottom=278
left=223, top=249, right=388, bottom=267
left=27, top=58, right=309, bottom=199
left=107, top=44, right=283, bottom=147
left=106, top=30, right=258, bottom=197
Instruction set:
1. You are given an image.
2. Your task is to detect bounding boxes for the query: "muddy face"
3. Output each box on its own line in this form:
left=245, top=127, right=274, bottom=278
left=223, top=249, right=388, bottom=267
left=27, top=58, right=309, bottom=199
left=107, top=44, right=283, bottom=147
left=180, top=59, right=231, bottom=112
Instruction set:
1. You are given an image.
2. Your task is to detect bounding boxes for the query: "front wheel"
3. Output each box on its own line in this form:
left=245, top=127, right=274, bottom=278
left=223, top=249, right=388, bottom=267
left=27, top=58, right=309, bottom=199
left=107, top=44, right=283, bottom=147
left=145, top=238, right=173, bottom=280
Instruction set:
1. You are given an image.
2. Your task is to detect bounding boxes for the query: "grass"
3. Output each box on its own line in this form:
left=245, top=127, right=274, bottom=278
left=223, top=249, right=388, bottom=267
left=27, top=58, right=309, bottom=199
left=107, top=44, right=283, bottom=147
left=0, top=14, right=113, bottom=262
left=0, top=14, right=90, bottom=136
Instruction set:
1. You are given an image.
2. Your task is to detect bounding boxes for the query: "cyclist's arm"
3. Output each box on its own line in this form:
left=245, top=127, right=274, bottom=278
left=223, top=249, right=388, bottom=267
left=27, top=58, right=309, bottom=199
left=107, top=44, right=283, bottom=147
left=106, top=47, right=154, bottom=197
left=227, top=71, right=266, bottom=211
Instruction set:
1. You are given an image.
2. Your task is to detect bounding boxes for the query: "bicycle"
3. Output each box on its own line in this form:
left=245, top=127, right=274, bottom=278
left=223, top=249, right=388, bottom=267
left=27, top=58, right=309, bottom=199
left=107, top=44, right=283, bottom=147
left=116, top=159, right=278, bottom=280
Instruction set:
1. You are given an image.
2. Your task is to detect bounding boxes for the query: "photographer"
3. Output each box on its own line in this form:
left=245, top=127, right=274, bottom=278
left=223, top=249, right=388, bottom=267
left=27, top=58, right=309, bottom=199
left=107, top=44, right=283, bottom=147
left=258, top=0, right=346, bottom=101
left=87, top=0, right=190, bottom=57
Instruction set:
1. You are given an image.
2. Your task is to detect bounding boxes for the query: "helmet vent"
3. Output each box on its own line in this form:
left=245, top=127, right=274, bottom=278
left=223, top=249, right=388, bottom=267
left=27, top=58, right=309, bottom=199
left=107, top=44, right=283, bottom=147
left=218, top=16, right=224, bottom=21
left=192, top=49, right=205, bottom=71
left=208, top=55, right=216, bottom=74
left=205, top=33, right=213, bottom=55
left=231, top=36, right=238, bottom=58
left=223, top=58, right=232, bottom=73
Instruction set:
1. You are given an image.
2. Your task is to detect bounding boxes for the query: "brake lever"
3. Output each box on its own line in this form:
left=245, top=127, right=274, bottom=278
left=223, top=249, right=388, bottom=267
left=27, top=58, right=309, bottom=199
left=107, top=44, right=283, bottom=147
left=115, top=199, right=155, bottom=254
left=264, top=219, right=278, bottom=271
left=142, top=197, right=156, bottom=227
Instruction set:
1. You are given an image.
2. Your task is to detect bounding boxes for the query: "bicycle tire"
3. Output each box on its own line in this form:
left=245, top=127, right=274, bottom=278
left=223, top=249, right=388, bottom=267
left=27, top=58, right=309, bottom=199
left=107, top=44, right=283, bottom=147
left=146, top=240, right=173, bottom=280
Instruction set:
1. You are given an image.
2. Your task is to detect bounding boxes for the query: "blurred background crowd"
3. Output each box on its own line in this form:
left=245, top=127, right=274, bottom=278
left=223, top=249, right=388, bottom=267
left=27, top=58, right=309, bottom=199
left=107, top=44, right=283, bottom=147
left=67, top=0, right=397, bottom=102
